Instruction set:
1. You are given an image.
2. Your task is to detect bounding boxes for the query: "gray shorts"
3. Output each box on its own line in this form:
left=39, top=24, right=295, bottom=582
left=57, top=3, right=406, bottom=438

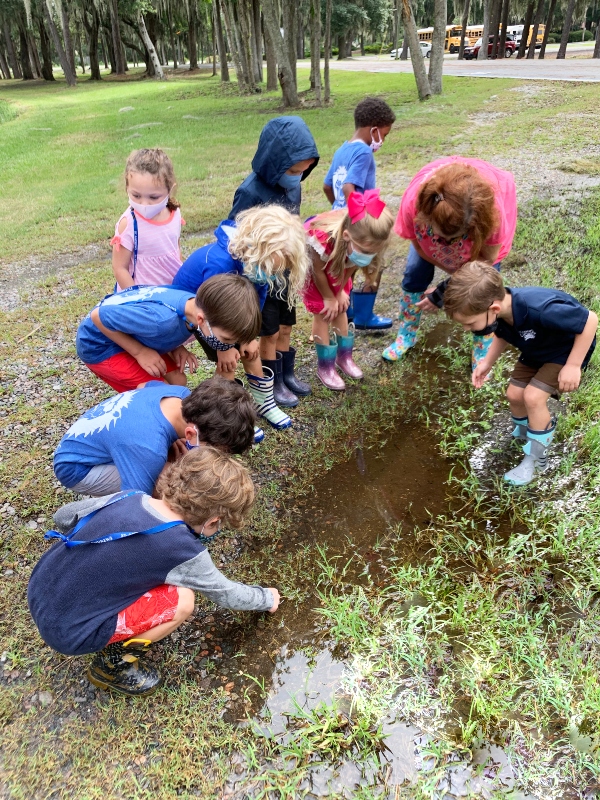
left=70, top=464, right=122, bottom=496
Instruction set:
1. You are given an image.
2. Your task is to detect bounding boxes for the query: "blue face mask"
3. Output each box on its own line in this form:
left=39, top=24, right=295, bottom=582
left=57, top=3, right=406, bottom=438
left=278, top=172, right=302, bottom=190
left=184, top=425, right=201, bottom=451
left=348, top=248, right=375, bottom=268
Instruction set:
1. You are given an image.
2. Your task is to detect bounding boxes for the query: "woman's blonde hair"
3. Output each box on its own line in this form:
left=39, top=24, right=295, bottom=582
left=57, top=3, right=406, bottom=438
left=308, top=207, right=395, bottom=282
left=228, top=205, right=310, bottom=309
left=156, top=447, right=255, bottom=530
left=125, top=148, right=180, bottom=211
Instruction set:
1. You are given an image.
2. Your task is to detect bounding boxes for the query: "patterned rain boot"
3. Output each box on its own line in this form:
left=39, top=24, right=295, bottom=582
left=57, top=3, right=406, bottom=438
left=351, top=290, right=393, bottom=330
left=87, top=638, right=162, bottom=697
left=471, top=332, right=495, bottom=371
left=382, top=291, right=423, bottom=362
left=279, top=348, right=311, bottom=397
left=234, top=378, right=264, bottom=443
left=246, top=367, right=292, bottom=429
left=504, top=419, right=556, bottom=486
left=315, top=339, right=346, bottom=391
left=335, top=328, right=364, bottom=380
left=511, top=415, right=528, bottom=443
left=262, top=354, right=298, bottom=408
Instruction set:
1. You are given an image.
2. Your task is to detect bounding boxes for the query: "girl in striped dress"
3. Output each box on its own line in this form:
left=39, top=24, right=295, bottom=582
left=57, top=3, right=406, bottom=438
left=111, top=149, right=184, bottom=291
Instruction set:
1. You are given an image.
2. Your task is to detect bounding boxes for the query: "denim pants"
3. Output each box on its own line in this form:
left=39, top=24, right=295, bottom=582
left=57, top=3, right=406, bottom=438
left=401, top=244, right=502, bottom=302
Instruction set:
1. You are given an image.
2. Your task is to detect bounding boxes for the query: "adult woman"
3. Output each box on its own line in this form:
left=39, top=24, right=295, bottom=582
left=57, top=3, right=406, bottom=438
left=382, top=156, right=517, bottom=368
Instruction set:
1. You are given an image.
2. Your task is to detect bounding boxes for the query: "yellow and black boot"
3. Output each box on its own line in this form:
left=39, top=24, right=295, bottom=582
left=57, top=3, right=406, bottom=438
left=87, top=638, right=162, bottom=697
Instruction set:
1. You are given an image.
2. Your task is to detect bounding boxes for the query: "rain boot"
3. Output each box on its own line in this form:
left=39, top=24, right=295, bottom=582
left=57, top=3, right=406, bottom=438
left=279, top=348, right=311, bottom=397
left=87, top=638, right=162, bottom=697
left=234, top=378, right=264, bottom=443
left=262, top=354, right=298, bottom=408
left=351, top=290, right=393, bottom=330
left=504, top=419, right=556, bottom=486
left=315, top=339, right=346, bottom=391
left=472, top=332, right=495, bottom=371
left=335, top=328, right=363, bottom=380
left=246, top=367, right=292, bottom=429
left=382, top=291, right=423, bottom=362
left=511, top=415, right=528, bottom=442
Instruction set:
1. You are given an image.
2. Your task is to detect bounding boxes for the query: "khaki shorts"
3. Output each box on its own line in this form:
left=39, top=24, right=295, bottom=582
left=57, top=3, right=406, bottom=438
left=509, top=361, right=562, bottom=395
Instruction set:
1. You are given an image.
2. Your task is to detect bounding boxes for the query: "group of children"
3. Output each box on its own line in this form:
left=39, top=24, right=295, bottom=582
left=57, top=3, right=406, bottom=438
left=26, top=96, right=597, bottom=698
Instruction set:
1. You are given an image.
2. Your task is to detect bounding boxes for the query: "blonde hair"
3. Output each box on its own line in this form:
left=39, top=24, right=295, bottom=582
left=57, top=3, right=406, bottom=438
left=156, top=447, right=255, bottom=529
left=125, top=148, right=180, bottom=211
left=228, top=205, right=310, bottom=309
left=444, top=261, right=505, bottom=318
left=308, top=207, right=395, bottom=282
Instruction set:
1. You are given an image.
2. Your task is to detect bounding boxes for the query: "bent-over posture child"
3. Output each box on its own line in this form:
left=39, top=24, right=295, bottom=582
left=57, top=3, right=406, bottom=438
left=174, top=205, right=310, bottom=415
left=53, top=377, right=256, bottom=497
left=28, top=447, right=280, bottom=697
left=111, top=149, right=184, bottom=291
left=303, top=190, right=395, bottom=391
left=444, top=262, right=598, bottom=485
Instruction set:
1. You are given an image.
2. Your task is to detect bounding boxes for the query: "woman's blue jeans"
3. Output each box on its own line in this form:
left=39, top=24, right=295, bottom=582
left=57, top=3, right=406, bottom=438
left=401, top=244, right=502, bottom=301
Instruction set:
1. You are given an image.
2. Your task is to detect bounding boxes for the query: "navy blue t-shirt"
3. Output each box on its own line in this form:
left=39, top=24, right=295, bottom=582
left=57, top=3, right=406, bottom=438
left=496, top=287, right=595, bottom=367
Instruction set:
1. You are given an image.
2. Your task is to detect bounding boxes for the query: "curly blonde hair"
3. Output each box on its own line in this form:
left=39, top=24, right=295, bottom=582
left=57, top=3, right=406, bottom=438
left=227, top=205, right=310, bottom=309
left=308, top=207, right=395, bottom=282
left=156, top=447, right=255, bottom=530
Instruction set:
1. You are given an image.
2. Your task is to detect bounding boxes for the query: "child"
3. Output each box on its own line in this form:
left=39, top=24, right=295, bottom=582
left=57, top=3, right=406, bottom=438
left=28, top=448, right=280, bottom=697
left=53, top=377, right=257, bottom=497
left=444, top=262, right=598, bottom=486
left=303, top=189, right=395, bottom=391
left=323, top=97, right=396, bottom=332
left=111, top=149, right=184, bottom=291
left=174, top=205, right=310, bottom=411
left=229, top=116, right=319, bottom=404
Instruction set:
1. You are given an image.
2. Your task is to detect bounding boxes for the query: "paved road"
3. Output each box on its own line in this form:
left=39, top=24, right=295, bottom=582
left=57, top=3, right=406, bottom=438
left=327, top=50, right=600, bottom=82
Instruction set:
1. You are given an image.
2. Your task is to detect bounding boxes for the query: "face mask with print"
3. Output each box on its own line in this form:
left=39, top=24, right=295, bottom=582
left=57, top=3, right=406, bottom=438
left=184, top=425, right=201, bottom=451
left=129, top=195, right=169, bottom=219
left=195, top=319, right=236, bottom=351
left=348, top=247, right=376, bottom=268
left=278, top=172, right=302, bottom=190
left=370, top=128, right=383, bottom=153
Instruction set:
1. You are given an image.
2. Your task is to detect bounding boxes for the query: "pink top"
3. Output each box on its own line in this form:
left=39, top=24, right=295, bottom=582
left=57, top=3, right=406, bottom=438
left=396, top=157, right=517, bottom=271
left=302, top=223, right=353, bottom=314
left=111, top=207, right=184, bottom=290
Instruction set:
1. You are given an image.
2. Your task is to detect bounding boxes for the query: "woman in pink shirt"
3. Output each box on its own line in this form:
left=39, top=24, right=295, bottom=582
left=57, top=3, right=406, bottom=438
left=382, top=156, right=517, bottom=368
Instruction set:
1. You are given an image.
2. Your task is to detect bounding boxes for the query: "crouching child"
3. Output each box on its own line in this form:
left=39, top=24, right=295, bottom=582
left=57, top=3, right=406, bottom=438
left=28, top=448, right=280, bottom=697
left=444, top=262, right=598, bottom=485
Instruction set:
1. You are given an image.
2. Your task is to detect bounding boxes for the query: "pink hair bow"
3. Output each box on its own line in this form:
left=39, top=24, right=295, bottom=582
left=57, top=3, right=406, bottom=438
left=347, top=189, right=386, bottom=224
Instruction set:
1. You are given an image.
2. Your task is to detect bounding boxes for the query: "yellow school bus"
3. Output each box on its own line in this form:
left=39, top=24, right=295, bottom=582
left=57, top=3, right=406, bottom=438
left=465, top=24, right=484, bottom=45
left=417, top=25, right=464, bottom=52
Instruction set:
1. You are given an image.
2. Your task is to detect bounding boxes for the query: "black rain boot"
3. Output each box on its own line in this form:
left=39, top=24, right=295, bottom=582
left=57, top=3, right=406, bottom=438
left=87, top=638, right=163, bottom=697
left=262, top=353, right=299, bottom=408
left=279, top=347, right=311, bottom=397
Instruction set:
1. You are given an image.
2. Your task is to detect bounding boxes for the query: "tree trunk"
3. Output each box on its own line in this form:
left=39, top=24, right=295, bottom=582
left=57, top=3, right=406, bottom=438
left=517, top=0, right=534, bottom=57
left=188, top=0, right=198, bottom=69
left=477, top=0, right=491, bottom=59
left=402, top=0, right=431, bottom=99
left=262, top=0, right=299, bottom=106
left=282, top=0, right=297, bottom=83
left=220, top=0, right=246, bottom=90
left=594, top=15, right=600, bottom=57
left=498, top=0, right=510, bottom=55
left=392, top=0, right=399, bottom=57
left=458, top=0, right=471, bottom=58
left=557, top=0, right=576, bottom=57
left=527, top=0, right=545, bottom=57
left=429, top=0, right=446, bottom=93
left=108, top=0, right=125, bottom=72
left=264, top=18, right=277, bottom=89
left=211, top=7, right=217, bottom=74
left=138, top=12, right=165, bottom=79
left=538, top=0, right=556, bottom=57
left=252, top=0, right=262, bottom=81
left=18, top=22, right=35, bottom=79
left=42, top=0, right=77, bottom=84
left=489, top=0, right=502, bottom=58
left=81, top=0, right=101, bottom=79
left=324, top=0, right=332, bottom=101
left=3, top=24, right=22, bottom=78
left=100, top=30, right=109, bottom=68
left=239, top=0, right=258, bottom=90
left=75, top=25, right=85, bottom=73
left=310, top=0, right=322, bottom=103
left=212, top=1, right=229, bottom=80
left=0, top=45, right=11, bottom=79
left=400, top=34, right=409, bottom=58
left=57, top=0, right=76, bottom=75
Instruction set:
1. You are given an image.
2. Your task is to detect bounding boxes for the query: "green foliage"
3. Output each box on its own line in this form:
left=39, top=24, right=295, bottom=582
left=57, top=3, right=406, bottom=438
left=0, top=99, right=17, bottom=124
left=568, top=29, right=594, bottom=42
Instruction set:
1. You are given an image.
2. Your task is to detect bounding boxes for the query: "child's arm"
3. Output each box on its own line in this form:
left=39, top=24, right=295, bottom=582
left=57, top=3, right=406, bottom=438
left=342, top=183, right=357, bottom=203
left=558, top=311, right=598, bottom=392
left=216, top=347, right=241, bottom=375
left=472, top=336, right=509, bottom=388
left=169, top=345, right=198, bottom=375
left=90, top=308, right=168, bottom=378
left=112, top=217, right=135, bottom=291
left=311, top=251, right=339, bottom=322
left=323, top=184, right=335, bottom=205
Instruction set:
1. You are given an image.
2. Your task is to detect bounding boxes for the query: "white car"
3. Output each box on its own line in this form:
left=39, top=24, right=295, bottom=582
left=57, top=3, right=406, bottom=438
left=390, top=41, right=432, bottom=58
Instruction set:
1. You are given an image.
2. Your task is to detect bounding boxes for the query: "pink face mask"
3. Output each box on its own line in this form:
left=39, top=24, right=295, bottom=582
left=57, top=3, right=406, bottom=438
left=129, top=195, right=169, bottom=219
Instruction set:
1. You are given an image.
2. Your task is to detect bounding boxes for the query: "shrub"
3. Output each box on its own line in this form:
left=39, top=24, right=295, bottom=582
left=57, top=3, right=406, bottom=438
left=567, top=29, right=594, bottom=42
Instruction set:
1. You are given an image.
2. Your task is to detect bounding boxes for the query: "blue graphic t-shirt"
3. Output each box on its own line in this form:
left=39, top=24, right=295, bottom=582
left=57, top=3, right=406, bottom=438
left=76, top=286, right=195, bottom=365
left=324, top=141, right=376, bottom=210
left=496, top=287, right=595, bottom=367
left=53, top=383, right=190, bottom=493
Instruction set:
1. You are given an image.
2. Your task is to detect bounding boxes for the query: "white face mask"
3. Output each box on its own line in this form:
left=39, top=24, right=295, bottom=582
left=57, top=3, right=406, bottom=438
left=370, top=128, right=383, bottom=153
left=129, top=195, right=169, bottom=219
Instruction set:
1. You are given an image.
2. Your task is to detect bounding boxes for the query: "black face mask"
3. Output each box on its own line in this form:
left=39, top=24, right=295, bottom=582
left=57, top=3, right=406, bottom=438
left=472, top=311, right=498, bottom=337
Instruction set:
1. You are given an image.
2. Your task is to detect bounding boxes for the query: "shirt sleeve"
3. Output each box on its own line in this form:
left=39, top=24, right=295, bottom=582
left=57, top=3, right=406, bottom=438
left=98, top=303, right=160, bottom=340
left=111, top=213, right=134, bottom=253
left=344, top=150, right=374, bottom=192
left=53, top=495, right=121, bottom=532
left=165, top=550, right=274, bottom=611
left=539, top=298, right=589, bottom=334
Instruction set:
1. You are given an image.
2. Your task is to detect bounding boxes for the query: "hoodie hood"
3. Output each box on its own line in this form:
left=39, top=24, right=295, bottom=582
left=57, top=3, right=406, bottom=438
left=251, top=116, right=319, bottom=188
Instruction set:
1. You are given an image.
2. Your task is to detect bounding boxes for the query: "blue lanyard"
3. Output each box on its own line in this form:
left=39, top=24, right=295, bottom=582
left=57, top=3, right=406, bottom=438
left=44, top=491, right=193, bottom=548
left=131, top=208, right=138, bottom=280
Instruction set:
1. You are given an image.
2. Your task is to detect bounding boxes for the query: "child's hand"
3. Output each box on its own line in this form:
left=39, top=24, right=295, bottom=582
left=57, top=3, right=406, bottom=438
left=558, top=364, right=581, bottom=392
left=239, top=339, right=260, bottom=363
left=216, top=347, right=240, bottom=375
left=472, top=361, right=492, bottom=389
left=267, top=588, right=280, bottom=612
left=171, top=345, right=198, bottom=374
left=321, top=297, right=339, bottom=322
left=337, top=290, right=350, bottom=313
left=136, top=347, right=167, bottom=377
left=168, top=439, right=189, bottom=461
left=416, top=292, right=439, bottom=313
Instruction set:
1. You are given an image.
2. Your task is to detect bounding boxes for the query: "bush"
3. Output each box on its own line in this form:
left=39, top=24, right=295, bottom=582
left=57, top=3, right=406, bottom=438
left=567, top=29, right=594, bottom=42
left=546, top=35, right=556, bottom=43
left=363, top=42, right=390, bottom=54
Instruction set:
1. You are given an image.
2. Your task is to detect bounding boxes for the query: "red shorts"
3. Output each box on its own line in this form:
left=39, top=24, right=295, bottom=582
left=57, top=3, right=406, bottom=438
left=108, top=584, right=180, bottom=643
left=86, top=351, right=179, bottom=393
left=302, top=275, right=353, bottom=315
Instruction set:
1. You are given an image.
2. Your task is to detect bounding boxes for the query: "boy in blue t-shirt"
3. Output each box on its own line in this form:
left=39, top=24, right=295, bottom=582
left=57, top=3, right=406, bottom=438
left=323, top=97, right=396, bottom=331
left=445, top=262, right=598, bottom=486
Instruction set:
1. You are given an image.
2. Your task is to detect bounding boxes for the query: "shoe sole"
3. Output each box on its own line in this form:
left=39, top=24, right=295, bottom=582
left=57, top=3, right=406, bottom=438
left=88, top=671, right=163, bottom=697
left=354, top=323, right=393, bottom=330
left=317, top=375, right=345, bottom=391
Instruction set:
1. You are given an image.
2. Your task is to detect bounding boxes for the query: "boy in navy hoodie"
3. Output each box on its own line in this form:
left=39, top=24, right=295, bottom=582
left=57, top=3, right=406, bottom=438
left=229, top=116, right=319, bottom=405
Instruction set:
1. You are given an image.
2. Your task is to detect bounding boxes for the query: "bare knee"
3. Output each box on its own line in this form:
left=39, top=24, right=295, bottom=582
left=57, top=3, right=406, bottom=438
left=279, top=325, right=292, bottom=336
left=165, top=371, right=187, bottom=386
left=506, top=382, right=524, bottom=405
left=174, top=587, right=195, bottom=623
left=523, top=384, right=550, bottom=412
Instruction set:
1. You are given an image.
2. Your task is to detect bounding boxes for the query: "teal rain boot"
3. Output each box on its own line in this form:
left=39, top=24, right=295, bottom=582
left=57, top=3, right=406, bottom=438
left=471, top=332, right=495, bottom=371
left=382, top=291, right=423, bottom=362
left=511, top=415, right=528, bottom=442
left=315, top=339, right=346, bottom=391
left=504, top=420, right=556, bottom=486
left=335, top=328, right=363, bottom=380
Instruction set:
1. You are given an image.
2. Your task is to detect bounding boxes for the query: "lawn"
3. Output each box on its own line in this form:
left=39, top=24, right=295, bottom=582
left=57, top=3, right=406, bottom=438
left=1, top=69, right=600, bottom=799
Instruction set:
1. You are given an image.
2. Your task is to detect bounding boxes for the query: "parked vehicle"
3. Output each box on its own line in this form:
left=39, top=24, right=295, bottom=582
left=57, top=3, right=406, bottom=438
left=390, top=40, right=432, bottom=58
left=463, top=35, right=516, bottom=59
